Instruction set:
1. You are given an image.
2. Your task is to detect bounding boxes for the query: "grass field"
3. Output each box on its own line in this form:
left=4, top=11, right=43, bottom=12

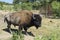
left=0, top=11, right=60, bottom=40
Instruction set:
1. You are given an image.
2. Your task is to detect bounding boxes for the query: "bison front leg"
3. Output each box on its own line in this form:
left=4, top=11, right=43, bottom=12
left=7, top=23, right=11, bottom=33
left=24, top=27, right=28, bottom=35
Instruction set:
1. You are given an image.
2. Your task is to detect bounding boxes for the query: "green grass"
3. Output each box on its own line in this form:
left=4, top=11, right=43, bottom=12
left=34, top=18, right=60, bottom=40
left=11, top=31, right=24, bottom=40
left=34, top=30, right=60, bottom=40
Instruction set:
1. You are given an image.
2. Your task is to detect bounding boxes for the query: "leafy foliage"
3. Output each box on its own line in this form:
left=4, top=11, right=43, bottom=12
left=21, top=2, right=32, bottom=10
left=13, top=0, right=21, bottom=4
left=0, top=0, right=60, bottom=17
left=52, top=1, right=60, bottom=17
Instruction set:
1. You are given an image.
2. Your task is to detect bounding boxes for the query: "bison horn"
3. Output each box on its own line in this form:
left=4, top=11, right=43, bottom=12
left=33, top=15, right=36, bottom=20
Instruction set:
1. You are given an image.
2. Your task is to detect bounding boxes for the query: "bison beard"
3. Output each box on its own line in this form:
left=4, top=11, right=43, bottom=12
left=4, top=10, right=42, bottom=34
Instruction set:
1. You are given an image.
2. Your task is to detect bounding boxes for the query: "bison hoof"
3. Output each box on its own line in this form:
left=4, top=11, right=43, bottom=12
left=8, top=30, right=12, bottom=34
left=7, top=29, right=11, bottom=33
left=25, top=32, right=28, bottom=35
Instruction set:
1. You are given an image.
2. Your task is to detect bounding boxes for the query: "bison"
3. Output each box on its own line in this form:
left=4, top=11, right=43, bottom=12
left=4, top=10, right=42, bottom=34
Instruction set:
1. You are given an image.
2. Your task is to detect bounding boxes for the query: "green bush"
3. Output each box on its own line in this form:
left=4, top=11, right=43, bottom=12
left=0, top=4, right=14, bottom=11
left=51, top=1, right=60, bottom=18
left=13, top=2, right=32, bottom=11
left=13, top=4, right=21, bottom=11
left=21, top=2, right=32, bottom=10
left=32, top=1, right=41, bottom=10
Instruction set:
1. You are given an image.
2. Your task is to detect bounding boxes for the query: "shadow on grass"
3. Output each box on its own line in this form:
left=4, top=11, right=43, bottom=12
left=3, top=28, right=35, bottom=37
left=22, top=31, right=35, bottom=37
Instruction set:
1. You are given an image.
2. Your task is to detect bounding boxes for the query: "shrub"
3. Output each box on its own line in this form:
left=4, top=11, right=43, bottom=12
left=21, top=2, right=32, bottom=10
left=51, top=1, right=60, bottom=18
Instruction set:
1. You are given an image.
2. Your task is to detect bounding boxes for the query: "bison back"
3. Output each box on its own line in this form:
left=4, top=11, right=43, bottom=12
left=10, top=10, right=33, bottom=25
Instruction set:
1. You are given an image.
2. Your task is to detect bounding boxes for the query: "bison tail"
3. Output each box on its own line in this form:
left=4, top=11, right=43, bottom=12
left=4, top=18, right=6, bottom=22
left=4, top=17, right=7, bottom=22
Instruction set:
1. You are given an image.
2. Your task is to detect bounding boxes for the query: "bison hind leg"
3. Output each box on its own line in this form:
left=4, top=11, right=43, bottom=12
left=7, top=23, right=11, bottom=33
left=14, top=25, right=16, bottom=27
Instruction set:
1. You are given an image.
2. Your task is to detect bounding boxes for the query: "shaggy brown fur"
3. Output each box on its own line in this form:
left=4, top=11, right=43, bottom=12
left=10, top=10, right=33, bottom=25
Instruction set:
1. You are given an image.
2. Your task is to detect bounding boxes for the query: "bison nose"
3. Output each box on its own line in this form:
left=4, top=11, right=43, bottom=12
left=36, top=24, right=41, bottom=29
left=35, top=26, right=39, bottom=29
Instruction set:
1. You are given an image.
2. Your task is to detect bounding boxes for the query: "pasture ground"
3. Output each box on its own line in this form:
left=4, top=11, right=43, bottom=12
left=0, top=11, right=60, bottom=40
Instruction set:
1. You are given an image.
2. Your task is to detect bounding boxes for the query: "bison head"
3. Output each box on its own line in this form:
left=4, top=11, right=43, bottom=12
left=33, top=14, right=42, bottom=29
